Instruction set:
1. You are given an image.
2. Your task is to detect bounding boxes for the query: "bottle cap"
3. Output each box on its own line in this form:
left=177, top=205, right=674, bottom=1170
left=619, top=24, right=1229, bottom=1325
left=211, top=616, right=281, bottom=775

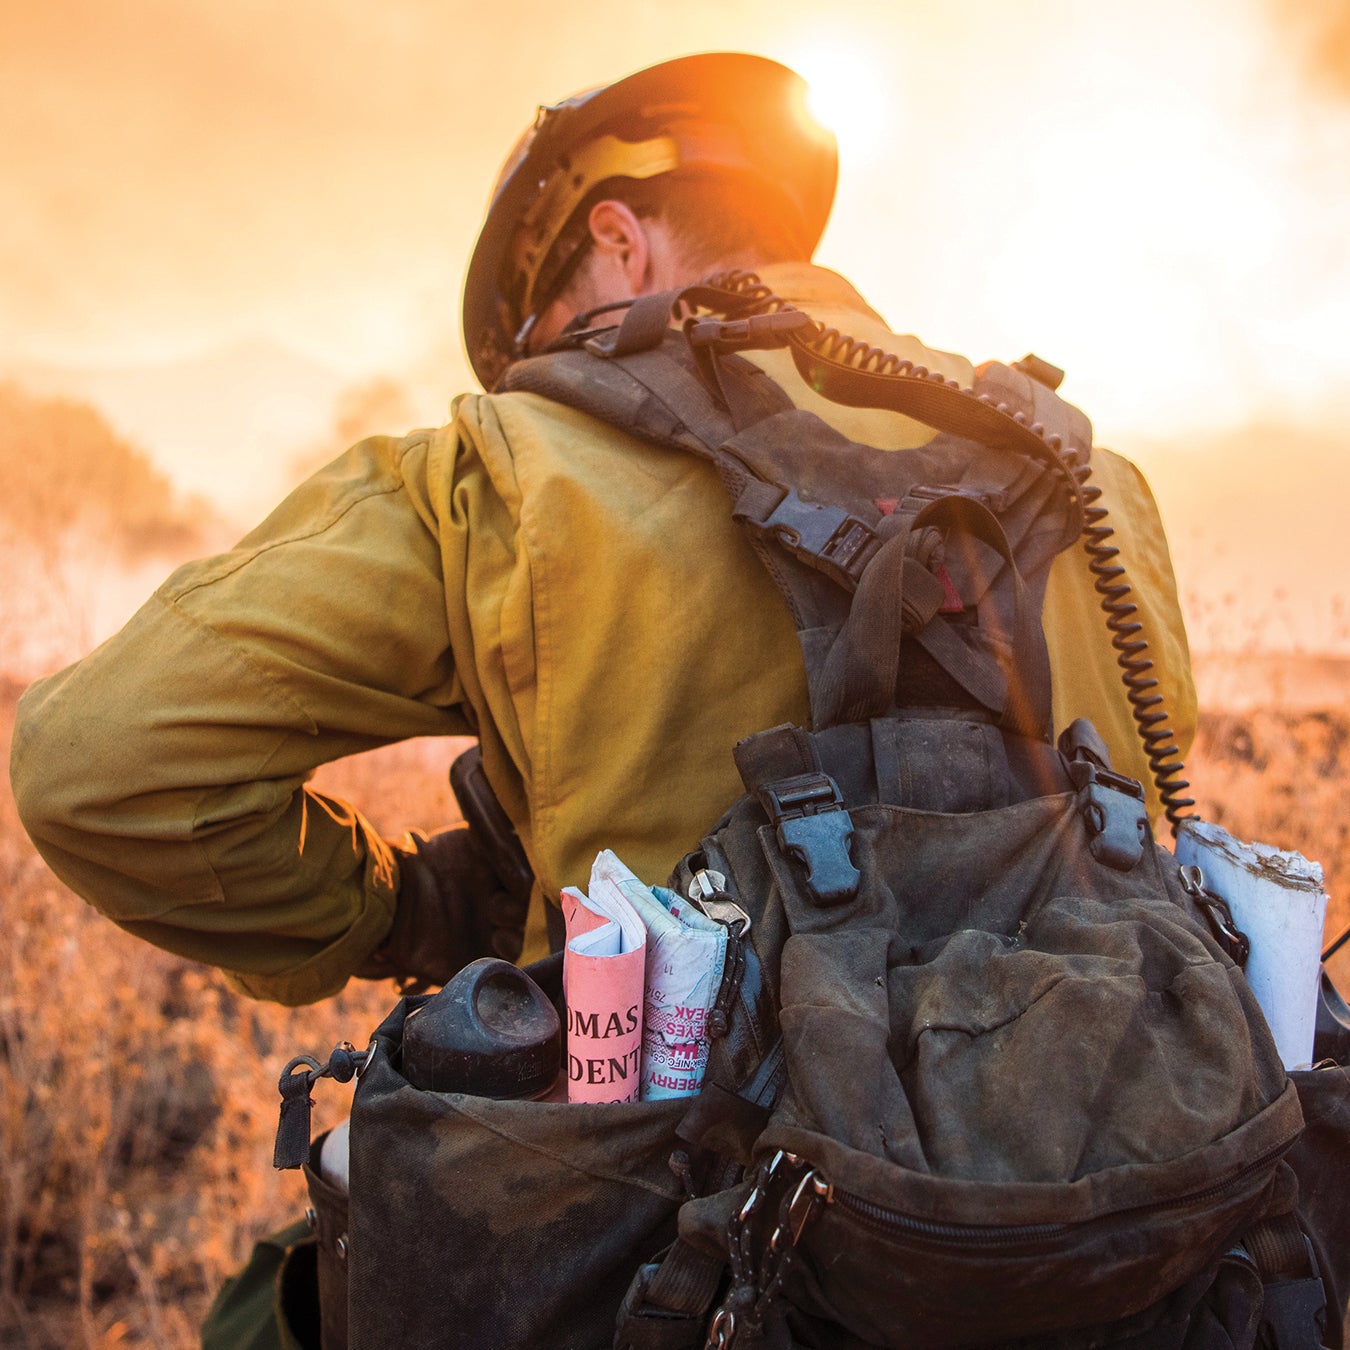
left=401, top=958, right=561, bottom=1099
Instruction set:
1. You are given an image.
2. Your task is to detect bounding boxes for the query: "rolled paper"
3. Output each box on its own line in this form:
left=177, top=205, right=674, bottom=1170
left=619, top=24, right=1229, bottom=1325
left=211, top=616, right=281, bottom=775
left=1176, top=819, right=1328, bottom=1070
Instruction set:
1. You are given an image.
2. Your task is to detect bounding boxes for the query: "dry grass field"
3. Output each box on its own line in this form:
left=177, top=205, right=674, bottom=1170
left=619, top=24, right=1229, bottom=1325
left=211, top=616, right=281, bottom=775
left=2, top=672, right=1347, bottom=1347
left=0, top=675, right=465, bottom=1348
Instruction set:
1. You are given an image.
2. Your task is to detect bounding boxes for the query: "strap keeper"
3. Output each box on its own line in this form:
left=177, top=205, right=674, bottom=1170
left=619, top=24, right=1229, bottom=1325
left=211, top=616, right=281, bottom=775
left=613, top=1263, right=711, bottom=1350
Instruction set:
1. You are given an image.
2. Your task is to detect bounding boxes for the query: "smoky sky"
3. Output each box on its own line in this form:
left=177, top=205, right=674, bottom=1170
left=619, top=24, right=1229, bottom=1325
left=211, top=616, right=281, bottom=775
left=4, top=0, right=1350, bottom=657
left=1, top=1, right=492, bottom=364
left=1265, top=0, right=1350, bottom=98
left=0, top=0, right=798, bottom=367
left=3, top=0, right=1349, bottom=437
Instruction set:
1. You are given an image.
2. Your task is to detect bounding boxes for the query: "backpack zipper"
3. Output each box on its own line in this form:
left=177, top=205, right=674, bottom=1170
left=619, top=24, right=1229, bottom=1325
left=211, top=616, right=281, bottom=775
left=834, top=1190, right=1067, bottom=1246
left=827, top=1138, right=1293, bottom=1249
left=687, top=867, right=751, bottom=1040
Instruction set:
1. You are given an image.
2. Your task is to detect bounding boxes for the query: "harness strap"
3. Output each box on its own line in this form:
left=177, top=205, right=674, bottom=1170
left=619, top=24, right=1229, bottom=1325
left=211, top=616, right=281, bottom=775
left=816, top=494, right=1050, bottom=738
left=535, top=280, right=1088, bottom=526
left=501, top=307, right=1078, bottom=738
left=786, top=336, right=1088, bottom=506
left=1238, top=1214, right=1330, bottom=1350
left=583, top=290, right=682, bottom=359
left=614, top=1241, right=724, bottom=1350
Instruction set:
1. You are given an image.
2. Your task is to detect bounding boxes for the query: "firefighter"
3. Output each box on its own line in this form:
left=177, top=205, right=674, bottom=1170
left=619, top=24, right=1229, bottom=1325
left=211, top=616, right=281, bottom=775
left=9, top=53, right=1196, bottom=1345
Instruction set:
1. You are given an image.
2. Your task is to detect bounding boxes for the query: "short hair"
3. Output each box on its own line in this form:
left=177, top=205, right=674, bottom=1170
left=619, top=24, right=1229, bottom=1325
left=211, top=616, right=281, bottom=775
left=537, top=168, right=808, bottom=314
left=609, top=169, right=811, bottom=271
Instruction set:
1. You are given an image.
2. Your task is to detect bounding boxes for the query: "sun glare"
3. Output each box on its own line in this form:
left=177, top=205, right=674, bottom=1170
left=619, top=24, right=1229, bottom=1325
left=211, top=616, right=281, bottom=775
left=787, top=41, right=890, bottom=164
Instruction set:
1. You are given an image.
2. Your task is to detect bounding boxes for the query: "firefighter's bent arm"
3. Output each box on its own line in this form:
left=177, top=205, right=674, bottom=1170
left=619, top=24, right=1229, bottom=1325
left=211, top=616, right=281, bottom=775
left=10, top=433, right=477, bottom=1005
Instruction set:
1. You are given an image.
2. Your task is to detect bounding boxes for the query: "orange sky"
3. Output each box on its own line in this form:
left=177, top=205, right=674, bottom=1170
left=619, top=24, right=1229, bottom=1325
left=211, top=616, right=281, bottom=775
left=4, top=0, right=1350, bottom=649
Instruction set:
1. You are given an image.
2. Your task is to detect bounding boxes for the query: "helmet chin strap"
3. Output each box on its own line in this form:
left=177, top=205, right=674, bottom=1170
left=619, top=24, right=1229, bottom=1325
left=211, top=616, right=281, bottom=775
left=511, top=311, right=540, bottom=358
left=510, top=234, right=596, bottom=359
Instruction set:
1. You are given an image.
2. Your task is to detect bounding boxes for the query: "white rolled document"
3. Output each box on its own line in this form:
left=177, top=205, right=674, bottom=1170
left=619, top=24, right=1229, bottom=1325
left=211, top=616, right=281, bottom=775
left=1175, top=819, right=1328, bottom=1070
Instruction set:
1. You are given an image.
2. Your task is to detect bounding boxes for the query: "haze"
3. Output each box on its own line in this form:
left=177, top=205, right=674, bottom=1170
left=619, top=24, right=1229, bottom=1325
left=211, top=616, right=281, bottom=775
left=3, top=0, right=1350, bottom=652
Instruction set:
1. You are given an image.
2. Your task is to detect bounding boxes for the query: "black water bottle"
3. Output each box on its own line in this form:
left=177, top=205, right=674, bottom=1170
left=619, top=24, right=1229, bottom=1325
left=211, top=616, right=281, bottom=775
left=401, top=958, right=561, bottom=1099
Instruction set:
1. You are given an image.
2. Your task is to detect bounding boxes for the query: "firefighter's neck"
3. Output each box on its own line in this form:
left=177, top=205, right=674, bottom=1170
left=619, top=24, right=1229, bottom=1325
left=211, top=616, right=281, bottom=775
left=529, top=200, right=695, bottom=354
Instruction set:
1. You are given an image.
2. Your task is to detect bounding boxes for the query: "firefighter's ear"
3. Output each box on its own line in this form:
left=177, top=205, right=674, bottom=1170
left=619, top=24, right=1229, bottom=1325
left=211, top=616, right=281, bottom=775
left=586, top=199, right=650, bottom=293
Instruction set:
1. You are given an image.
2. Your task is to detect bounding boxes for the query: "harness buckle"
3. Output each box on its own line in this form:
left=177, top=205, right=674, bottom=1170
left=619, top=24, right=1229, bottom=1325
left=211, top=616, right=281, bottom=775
left=685, top=310, right=813, bottom=351
left=760, top=772, right=860, bottom=906
left=1243, top=1228, right=1329, bottom=1350
left=741, top=487, right=879, bottom=589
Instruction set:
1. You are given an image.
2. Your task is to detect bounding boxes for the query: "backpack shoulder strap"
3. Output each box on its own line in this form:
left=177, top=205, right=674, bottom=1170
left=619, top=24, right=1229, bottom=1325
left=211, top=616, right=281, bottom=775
left=499, top=294, right=1088, bottom=738
left=499, top=316, right=791, bottom=464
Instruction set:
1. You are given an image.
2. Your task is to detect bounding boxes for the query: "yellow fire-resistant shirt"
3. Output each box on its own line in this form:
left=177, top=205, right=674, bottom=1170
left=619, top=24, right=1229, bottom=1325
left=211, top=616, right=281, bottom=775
left=9, top=263, right=1195, bottom=1006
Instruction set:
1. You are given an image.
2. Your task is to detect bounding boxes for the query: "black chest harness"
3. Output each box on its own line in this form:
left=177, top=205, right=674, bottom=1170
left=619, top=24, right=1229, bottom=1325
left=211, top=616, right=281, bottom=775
left=500, top=272, right=1192, bottom=831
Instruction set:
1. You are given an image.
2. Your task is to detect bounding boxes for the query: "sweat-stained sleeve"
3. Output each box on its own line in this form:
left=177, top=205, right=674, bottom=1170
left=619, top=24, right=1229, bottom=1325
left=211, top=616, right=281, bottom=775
left=9, top=432, right=473, bottom=1005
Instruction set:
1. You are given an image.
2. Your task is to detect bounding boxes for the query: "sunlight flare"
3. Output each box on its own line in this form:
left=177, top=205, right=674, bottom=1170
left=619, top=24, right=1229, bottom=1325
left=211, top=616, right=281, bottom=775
left=785, top=38, right=890, bottom=164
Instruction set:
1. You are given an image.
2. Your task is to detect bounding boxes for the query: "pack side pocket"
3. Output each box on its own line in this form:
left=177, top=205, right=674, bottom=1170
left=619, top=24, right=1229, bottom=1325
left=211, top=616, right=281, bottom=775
left=346, top=998, right=686, bottom=1350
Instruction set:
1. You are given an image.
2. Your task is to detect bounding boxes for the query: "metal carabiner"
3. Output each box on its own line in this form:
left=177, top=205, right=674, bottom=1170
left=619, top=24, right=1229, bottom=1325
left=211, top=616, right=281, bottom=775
left=1179, top=865, right=1250, bottom=966
left=786, top=1168, right=833, bottom=1245
left=1179, top=864, right=1206, bottom=898
left=705, top=1306, right=736, bottom=1350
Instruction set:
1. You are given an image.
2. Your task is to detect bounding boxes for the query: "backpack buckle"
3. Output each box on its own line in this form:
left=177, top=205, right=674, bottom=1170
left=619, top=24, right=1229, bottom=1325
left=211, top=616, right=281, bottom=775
left=741, top=487, right=880, bottom=589
left=1235, top=1220, right=1329, bottom=1350
left=1259, top=1274, right=1328, bottom=1350
left=1067, top=760, right=1147, bottom=872
left=685, top=309, right=813, bottom=351
left=760, top=772, right=860, bottom=906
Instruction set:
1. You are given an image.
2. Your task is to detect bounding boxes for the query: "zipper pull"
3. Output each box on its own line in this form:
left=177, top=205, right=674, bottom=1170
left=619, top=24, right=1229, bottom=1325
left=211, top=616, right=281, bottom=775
left=685, top=869, right=752, bottom=1039
left=273, top=1042, right=371, bottom=1170
left=687, top=868, right=751, bottom=937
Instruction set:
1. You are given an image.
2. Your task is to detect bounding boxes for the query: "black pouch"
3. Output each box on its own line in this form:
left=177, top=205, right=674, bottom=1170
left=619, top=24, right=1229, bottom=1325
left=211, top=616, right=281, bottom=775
left=677, top=787, right=1305, bottom=1350
left=303, top=1131, right=351, bottom=1350
left=1288, top=1063, right=1350, bottom=1346
left=345, top=956, right=687, bottom=1350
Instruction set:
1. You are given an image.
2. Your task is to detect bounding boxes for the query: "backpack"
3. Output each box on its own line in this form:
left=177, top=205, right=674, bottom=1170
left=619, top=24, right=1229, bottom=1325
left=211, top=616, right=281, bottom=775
left=279, top=276, right=1349, bottom=1350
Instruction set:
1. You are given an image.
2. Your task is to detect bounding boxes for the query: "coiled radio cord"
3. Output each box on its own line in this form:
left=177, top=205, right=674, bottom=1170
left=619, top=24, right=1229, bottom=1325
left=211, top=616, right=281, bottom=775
left=1071, top=465, right=1195, bottom=831
left=698, top=270, right=1196, bottom=833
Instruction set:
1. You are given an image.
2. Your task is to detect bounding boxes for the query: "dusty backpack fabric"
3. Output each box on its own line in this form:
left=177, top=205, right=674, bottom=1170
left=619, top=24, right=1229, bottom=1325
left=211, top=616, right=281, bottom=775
left=635, top=721, right=1308, bottom=1349
left=286, top=280, right=1345, bottom=1349
left=500, top=285, right=1319, bottom=1348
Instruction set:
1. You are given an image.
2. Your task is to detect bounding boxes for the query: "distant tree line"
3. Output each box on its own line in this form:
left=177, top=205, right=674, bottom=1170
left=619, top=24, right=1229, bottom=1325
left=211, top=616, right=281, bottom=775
left=0, top=381, right=206, bottom=560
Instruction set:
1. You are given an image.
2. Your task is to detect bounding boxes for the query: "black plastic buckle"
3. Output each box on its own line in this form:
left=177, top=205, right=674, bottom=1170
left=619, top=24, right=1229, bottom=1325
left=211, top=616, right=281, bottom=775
left=743, top=487, right=879, bottom=589
left=613, top=1261, right=709, bottom=1350
left=1256, top=1232, right=1328, bottom=1350
left=1067, top=760, right=1147, bottom=872
left=760, top=772, right=860, bottom=907
left=1260, top=1275, right=1328, bottom=1350
left=685, top=309, right=813, bottom=351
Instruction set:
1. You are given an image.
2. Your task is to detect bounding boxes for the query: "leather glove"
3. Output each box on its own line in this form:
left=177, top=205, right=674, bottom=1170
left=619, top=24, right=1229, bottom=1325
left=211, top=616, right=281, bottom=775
left=357, top=825, right=529, bottom=992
